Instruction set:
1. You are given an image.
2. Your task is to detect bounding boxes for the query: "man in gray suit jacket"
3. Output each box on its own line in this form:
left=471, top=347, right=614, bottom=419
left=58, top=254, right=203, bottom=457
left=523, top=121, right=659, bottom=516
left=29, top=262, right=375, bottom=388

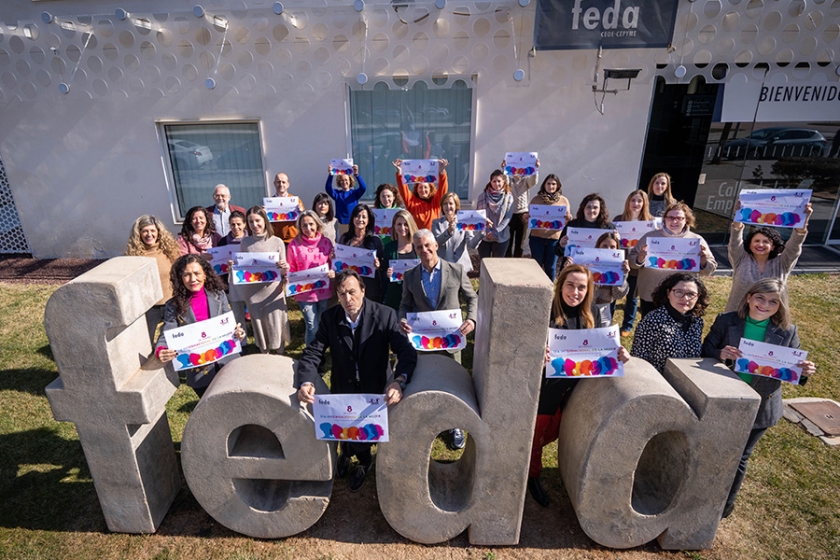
left=398, top=229, right=478, bottom=449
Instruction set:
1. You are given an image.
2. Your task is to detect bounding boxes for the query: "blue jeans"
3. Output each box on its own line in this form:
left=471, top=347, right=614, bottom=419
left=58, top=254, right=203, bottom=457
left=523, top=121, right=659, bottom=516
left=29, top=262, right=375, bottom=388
left=300, top=299, right=329, bottom=347
left=529, top=236, right=559, bottom=282
left=621, top=274, right=639, bottom=331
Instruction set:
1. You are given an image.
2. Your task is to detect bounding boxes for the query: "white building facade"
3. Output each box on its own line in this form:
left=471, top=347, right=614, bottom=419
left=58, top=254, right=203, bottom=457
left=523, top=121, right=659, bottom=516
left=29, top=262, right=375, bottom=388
left=1, top=0, right=838, bottom=258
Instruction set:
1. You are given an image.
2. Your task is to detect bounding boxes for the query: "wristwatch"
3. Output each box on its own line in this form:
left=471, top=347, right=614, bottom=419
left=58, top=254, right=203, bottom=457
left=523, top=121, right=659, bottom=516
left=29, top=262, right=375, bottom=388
left=396, top=375, right=407, bottom=391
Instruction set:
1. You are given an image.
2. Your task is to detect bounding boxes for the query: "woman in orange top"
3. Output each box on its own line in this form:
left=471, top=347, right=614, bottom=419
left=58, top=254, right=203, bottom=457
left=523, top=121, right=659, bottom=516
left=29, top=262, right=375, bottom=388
left=393, top=158, right=449, bottom=230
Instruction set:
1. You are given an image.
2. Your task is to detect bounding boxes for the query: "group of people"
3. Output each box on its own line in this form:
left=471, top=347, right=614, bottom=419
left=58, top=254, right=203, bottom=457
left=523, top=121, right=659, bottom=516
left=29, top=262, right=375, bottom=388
left=125, top=167, right=817, bottom=515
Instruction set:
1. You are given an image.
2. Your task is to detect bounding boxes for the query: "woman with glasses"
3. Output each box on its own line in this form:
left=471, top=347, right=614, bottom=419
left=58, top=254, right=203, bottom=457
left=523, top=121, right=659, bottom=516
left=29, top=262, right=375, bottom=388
left=702, top=278, right=816, bottom=518
left=630, top=272, right=710, bottom=373
left=628, top=202, right=716, bottom=318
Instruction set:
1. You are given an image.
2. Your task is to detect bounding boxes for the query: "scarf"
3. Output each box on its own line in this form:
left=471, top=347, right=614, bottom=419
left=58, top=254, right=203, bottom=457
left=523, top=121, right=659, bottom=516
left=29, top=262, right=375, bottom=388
left=191, top=232, right=214, bottom=251
left=538, top=189, right=563, bottom=204
left=485, top=189, right=505, bottom=214
left=665, top=301, right=694, bottom=332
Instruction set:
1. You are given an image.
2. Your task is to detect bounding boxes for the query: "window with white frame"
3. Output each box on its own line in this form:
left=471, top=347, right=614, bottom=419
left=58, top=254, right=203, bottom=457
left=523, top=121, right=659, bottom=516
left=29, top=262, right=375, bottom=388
left=349, top=80, right=473, bottom=200
left=162, top=122, right=265, bottom=218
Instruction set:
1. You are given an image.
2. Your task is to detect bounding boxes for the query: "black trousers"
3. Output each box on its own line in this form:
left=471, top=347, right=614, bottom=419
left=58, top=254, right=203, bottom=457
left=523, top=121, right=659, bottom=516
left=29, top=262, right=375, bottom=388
left=726, top=427, right=768, bottom=510
left=505, top=212, right=528, bottom=257
left=341, top=441, right=372, bottom=467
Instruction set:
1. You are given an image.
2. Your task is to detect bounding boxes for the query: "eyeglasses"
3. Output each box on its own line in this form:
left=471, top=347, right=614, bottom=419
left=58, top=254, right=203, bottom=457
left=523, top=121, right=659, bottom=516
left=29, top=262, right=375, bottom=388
left=665, top=215, right=686, bottom=221
left=671, top=289, right=698, bottom=300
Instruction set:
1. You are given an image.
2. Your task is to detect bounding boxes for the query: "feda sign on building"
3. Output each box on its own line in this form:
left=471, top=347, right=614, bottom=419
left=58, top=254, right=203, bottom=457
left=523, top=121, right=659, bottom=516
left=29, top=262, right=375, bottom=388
left=535, top=0, right=679, bottom=50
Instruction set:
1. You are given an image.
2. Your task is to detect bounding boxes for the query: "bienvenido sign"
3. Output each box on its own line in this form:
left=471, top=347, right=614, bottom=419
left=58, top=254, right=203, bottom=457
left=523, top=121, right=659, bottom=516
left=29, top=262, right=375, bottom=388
left=722, top=79, right=840, bottom=122
left=534, top=0, right=679, bottom=50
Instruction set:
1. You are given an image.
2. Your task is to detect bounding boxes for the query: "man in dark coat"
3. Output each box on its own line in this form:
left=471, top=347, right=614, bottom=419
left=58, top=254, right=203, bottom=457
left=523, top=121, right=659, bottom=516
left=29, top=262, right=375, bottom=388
left=297, top=269, right=417, bottom=491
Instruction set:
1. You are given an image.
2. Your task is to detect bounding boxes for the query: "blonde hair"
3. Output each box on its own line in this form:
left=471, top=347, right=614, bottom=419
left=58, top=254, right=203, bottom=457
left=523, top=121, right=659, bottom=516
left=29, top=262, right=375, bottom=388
left=619, top=190, right=653, bottom=221
left=440, top=192, right=461, bottom=212
left=296, top=210, right=325, bottom=239
left=647, top=173, right=676, bottom=206
left=738, top=278, right=791, bottom=329
left=126, top=215, right=179, bottom=262
left=392, top=209, right=418, bottom=242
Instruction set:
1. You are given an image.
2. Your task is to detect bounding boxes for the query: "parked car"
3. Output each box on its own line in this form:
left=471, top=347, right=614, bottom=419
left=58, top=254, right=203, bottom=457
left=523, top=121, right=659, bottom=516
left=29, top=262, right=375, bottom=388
left=168, top=139, right=213, bottom=169
left=724, top=127, right=826, bottom=159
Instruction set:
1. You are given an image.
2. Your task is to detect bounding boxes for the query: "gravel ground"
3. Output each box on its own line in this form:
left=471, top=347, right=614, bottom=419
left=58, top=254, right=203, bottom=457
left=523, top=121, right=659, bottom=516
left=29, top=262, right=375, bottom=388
left=0, top=257, right=104, bottom=284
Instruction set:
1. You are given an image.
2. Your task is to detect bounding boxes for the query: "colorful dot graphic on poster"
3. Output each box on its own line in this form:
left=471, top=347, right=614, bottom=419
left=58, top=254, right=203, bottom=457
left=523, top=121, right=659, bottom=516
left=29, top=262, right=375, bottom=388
left=550, top=355, right=620, bottom=377
left=213, top=263, right=230, bottom=275
left=738, top=208, right=801, bottom=227
left=318, top=423, right=385, bottom=441
left=735, top=359, right=799, bottom=382
left=334, top=261, right=373, bottom=276
left=457, top=223, right=485, bottom=231
left=235, top=270, right=280, bottom=283
left=529, top=219, right=563, bottom=230
left=592, top=271, right=621, bottom=285
left=620, top=238, right=639, bottom=248
left=266, top=211, right=297, bottom=221
left=175, top=338, right=237, bottom=369
left=411, top=333, right=463, bottom=350
left=402, top=174, right=436, bottom=183
left=392, top=272, right=405, bottom=281
left=648, top=257, right=697, bottom=270
left=504, top=165, right=535, bottom=176
left=375, top=226, right=391, bottom=235
left=287, top=279, right=328, bottom=294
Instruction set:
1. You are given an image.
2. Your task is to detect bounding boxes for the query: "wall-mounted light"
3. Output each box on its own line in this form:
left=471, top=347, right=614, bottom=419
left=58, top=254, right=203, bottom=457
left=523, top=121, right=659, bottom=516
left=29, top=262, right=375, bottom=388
left=42, top=12, right=54, bottom=24
left=273, top=2, right=284, bottom=15
left=355, top=0, right=365, bottom=12
left=23, top=26, right=33, bottom=39
left=116, top=8, right=129, bottom=21
left=675, top=65, right=687, bottom=78
left=212, top=15, right=229, bottom=29
left=592, top=68, right=642, bottom=115
left=132, top=17, right=153, bottom=30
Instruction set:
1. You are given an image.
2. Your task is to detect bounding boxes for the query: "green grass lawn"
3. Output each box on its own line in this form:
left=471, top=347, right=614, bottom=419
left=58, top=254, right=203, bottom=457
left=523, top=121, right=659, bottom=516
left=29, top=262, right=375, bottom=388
left=0, top=274, right=837, bottom=560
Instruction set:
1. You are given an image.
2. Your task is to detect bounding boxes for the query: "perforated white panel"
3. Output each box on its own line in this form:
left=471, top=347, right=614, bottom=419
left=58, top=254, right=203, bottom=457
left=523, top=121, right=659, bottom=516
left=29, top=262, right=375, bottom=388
left=0, top=0, right=545, bottom=103
left=659, top=0, right=839, bottom=83
left=0, top=152, right=31, bottom=254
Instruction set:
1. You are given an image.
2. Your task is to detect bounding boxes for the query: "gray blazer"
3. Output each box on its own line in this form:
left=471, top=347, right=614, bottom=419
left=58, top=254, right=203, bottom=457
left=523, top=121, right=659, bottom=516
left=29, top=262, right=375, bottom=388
left=701, top=311, right=800, bottom=429
left=399, top=259, right=478, bottom=324
left=154, top=290, right=235, bottom=389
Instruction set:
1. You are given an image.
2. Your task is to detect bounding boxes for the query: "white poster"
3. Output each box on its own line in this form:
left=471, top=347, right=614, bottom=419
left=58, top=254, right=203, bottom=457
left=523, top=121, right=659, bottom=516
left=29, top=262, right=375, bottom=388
left=400, top=159, right=439, bottom=184
left=313, top=393, right=389, bottom=442
left=571, top=247, right=625, bottom=286
left=405, top=309, right=467, bottom=352
left=564, top=227, right=604, bottom=257
left=264, top=196, right=301, bottom=223
left=503, top=152, right=538, bottom=176
left=164, top=311, right=241, bottom=372
left=645, top=237, right=701, bottom=273
left=735, top=189, right=812, bottom=228
left=545, top=325, right=623, bottom=378
left=285, top=264, right=331, bottom=297
left=332, top=244, right=377, bottom=278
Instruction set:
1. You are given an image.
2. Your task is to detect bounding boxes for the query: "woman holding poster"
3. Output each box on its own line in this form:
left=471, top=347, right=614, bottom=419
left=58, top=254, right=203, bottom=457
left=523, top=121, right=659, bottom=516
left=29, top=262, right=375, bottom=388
left=238, top=206, right=291, bottom=354
left=383, top=210, right=419, bottom=310
left=614, top=190, right=654, bottom=336
left=630, top=272, right=709, bottom=374
left=433, top=193, right=484, bottom=273
left=287, top=211, right=335, bottom=347
left=628, top=202, right=716, bottom=318
left=556, top=193, right=617, bottom=255
left=702, top=278, right=815, bottom=518
left=312, top=193, right=338, bottom=244
left=527, top=174, right=571, bottom=282
left=155, top=255, right=246, bottom=397
left=724, top=202, right=812, bottom=313
left=393, top=158, right=449, bottom=229
left=527, top=264, right=629, bottom=508
left=325, top=163, right=367, bottom=232
left=503, top=157, right=539, bottom=259
left=338, top=204, right=386, bottom=303
left=476, top=170, right=514, bottom=260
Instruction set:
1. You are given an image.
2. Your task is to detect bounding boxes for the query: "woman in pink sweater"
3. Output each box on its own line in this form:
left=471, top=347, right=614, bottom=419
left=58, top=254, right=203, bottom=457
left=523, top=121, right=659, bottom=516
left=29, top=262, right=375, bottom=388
left=286, top=211, right=336, bottom=347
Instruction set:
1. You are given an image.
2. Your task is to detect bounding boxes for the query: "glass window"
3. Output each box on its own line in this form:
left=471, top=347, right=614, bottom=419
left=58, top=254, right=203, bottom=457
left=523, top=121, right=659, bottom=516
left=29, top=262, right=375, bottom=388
left=349, top=80, right=473, bottom=200
left=162, top=122, right=265, bottom=218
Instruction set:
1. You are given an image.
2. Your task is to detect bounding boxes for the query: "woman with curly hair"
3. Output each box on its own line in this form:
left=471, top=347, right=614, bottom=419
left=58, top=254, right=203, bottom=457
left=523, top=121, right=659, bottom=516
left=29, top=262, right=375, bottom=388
left=177, top=206, right=221, bottom=255
left=724, top=201, right=812, bottom=312
left=646, top=172, right=676, bottom=217
left=476, top=169, right=514, bottom=260
left=154, top=254, right=246, bottom=397
left=556, top=193, right=616, bottom=257
left=325, top=163, right=367, bottom=234
left=374, top=183, right=404, bottom=210
left=126, top=215, right=181, bottom=341
left=630, top=272, right=710, bottom=373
